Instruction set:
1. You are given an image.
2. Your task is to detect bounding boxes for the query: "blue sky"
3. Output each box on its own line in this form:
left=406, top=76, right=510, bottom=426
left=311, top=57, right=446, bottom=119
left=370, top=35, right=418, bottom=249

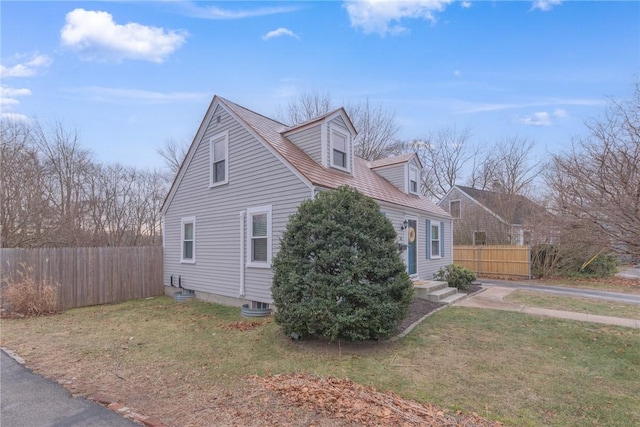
left=2, top=1, right=638, bottom=170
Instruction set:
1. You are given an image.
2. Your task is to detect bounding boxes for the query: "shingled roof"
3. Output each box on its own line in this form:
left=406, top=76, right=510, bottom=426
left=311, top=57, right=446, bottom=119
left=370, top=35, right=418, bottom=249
left=218, top=97, right=448, bottom=217
left=456, top=185, right=544, bottom=225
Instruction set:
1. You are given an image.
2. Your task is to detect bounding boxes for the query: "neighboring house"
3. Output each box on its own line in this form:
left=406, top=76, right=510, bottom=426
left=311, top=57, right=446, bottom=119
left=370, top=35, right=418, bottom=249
left=161, top=95, right=453, bottom=308
left=438, top=185, right=548, bottom=246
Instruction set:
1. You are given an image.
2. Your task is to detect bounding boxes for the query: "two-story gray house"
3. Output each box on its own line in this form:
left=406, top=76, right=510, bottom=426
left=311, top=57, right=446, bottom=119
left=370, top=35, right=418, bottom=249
left=161, top=96, right=452, bottom=308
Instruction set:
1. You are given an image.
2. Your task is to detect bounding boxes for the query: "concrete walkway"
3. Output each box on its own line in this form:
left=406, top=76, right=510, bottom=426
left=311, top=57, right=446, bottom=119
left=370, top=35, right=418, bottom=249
left=455, top=287, right=640, bottom=329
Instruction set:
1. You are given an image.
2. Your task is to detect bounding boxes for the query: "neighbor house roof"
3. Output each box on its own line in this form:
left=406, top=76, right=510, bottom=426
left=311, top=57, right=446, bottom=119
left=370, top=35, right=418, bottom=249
left=218, top=97, right=449, bottom=217
left=455, top=185, right=545, bottom=225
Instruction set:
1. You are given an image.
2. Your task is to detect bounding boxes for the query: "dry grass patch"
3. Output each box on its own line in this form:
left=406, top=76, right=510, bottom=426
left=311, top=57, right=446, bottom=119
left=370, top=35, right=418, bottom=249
left=1, top=265, right=60, bottom=316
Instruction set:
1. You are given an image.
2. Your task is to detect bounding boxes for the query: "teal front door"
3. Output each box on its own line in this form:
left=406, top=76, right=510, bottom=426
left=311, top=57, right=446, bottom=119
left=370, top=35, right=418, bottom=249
left=407, top=219, right=417, bottom=276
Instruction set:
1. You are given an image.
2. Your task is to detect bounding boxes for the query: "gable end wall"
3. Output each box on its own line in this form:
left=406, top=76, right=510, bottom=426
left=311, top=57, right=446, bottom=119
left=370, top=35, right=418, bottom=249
left=163, top=105, right=311, bottom=304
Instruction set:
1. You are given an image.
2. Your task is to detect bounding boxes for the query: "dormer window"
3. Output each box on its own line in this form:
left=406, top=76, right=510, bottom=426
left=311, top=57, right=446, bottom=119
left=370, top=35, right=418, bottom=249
left=409, top=165, right=419, bottom=195
left=330, top=125, right=350, bottom=171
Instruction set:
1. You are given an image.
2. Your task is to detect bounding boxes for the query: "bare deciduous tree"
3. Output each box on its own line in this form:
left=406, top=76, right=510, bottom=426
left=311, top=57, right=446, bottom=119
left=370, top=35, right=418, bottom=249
left=157, top=137, right=188, bottom=176
left=546, top=82, right=640, bottom=257
left=1, top=118, right=169, bottom=248
left=277, top=91, right=403, bottom=161
left=32, top=120, right=93, bottom=246
left=347, top=99, right=403, bottom=160
left=467, top=136, right=544, bottom=196
left=0, top=120, right=46, bottom=247
left=412, top=126, right=475, bottom=200
left=276, top=89, right=333, bottom=125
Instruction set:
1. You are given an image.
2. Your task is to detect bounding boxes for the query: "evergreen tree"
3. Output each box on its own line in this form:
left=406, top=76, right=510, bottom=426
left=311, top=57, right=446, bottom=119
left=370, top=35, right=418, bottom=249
left=272, top=186, right=413, bottom=341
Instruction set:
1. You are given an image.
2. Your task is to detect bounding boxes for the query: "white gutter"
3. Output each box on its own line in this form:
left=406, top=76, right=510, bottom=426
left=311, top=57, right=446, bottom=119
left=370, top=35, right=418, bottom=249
left=239, top=210, right=246, bottom=297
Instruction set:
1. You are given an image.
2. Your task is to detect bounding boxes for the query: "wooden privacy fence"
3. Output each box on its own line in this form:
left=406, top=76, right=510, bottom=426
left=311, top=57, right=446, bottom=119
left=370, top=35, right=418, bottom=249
left=1, top=246, right=164, bottom=310
left=454, top=245, right=531, bottom=279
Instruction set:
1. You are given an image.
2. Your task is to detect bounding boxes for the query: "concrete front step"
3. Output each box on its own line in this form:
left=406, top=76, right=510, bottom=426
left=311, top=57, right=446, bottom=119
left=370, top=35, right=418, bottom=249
left=439, top=292, right=467, bottom=305
left=413, top=280, right=448, bottom=299
left=426, top=287, right=458, bottom=302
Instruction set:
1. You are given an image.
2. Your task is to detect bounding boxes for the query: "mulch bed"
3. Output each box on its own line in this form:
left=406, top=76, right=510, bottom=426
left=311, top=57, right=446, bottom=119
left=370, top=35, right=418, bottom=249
left=397, top=284, right=483, bottom=333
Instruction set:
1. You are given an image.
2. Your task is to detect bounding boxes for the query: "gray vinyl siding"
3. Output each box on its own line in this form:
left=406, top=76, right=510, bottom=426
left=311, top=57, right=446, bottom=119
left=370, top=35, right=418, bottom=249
left=373, top=164, right=406, bottom=193
left=286, top=124, right=322, bottom=165
left=378, top=202, right=453, bottom=280
left=419, top=215, right=453, bottom=279
left=164, top=105, right=311, bottom=303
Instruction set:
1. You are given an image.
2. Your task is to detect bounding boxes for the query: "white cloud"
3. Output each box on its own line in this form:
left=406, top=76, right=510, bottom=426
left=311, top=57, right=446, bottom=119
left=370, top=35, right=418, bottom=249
left=0, top=85, right=32, bottom=107
left=67, top=86, right=210, bottom=104
left=0, top=87, right=32, bottom=98
left=462, top=98, right=603, bottom=114
left=182, top=3, right=300, bottom=19
left=60, top=9, right=188, bottom=63
left=531, top=0, right=562, bottom=12
left=519, top=111, right=552, bottom=126
left=344, top=0, right=454, bottom=36
left=460, top=1, right=472, bottom=8
left=553, top=108, right=568, bottom=118
left=453, top=70, right=461, bottom=77
left=263, top=28, right=300, bottom=41
left=518, top=108, right=568, bottom=126
left=0, top=53, right=52, bottom=78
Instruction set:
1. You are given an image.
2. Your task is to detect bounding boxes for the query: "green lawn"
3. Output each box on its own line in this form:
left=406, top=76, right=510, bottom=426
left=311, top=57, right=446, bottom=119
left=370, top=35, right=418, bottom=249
left=2, top=297, right=639, bottom=426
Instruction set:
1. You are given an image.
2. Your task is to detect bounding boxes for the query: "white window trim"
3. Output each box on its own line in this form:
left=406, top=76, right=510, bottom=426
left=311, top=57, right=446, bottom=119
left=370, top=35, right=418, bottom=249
left=430, top=222, right=441, bottom=259
left=329, top=124, right=350, bottom=172
left=246, top=205, right=272, bottom=268
left=181, top=216, right=196, bottom=264
left=408, top=164, right=420, bottom=195
left=449, top=199, right=461, bottom=219
left=209, top=130, right=229, bottom=187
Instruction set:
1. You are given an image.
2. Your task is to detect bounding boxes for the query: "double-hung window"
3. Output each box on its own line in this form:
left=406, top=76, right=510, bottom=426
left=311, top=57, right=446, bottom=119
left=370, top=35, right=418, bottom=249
left=181, top=217, right=196, bottom=263
left=430, top=223, right=441, bottom=258
left=247, top=205, right=272, bottom=268
left=210, top=131, right=229, bottom=186
left=330, top=126, right=349, bottom=170
left=409, top=165, right=419, bottom=195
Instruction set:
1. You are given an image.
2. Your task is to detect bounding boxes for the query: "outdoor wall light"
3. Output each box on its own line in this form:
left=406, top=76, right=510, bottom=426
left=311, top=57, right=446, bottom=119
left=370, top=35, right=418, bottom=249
left=400, top=220, right=408, bottom=230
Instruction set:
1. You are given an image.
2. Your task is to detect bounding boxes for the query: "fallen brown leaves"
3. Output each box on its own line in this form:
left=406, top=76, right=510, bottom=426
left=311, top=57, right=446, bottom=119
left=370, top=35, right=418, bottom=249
left=219, top=320, right=268, bottom=331
left=257, top=374, right=503, bottom=427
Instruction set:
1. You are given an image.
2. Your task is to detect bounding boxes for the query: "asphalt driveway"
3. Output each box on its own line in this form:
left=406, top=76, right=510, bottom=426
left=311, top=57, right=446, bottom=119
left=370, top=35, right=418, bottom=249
left=1, top=350, right=137, bottom=427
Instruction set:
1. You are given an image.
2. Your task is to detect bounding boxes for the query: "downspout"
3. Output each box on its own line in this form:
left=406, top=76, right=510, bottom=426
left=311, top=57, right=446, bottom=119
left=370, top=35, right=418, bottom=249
left=239, top=210, right=246, bottom=297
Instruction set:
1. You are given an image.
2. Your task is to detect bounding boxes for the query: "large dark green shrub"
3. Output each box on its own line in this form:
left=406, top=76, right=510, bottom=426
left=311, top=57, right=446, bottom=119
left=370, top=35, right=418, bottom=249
left=271, top=186, right=414, bottom=341
left=433, top=264, right=477, bottom=290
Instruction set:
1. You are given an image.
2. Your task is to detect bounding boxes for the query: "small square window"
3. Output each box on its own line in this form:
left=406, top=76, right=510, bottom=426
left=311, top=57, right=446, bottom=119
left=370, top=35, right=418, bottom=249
left=474, top=231, right=487, bottom=245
